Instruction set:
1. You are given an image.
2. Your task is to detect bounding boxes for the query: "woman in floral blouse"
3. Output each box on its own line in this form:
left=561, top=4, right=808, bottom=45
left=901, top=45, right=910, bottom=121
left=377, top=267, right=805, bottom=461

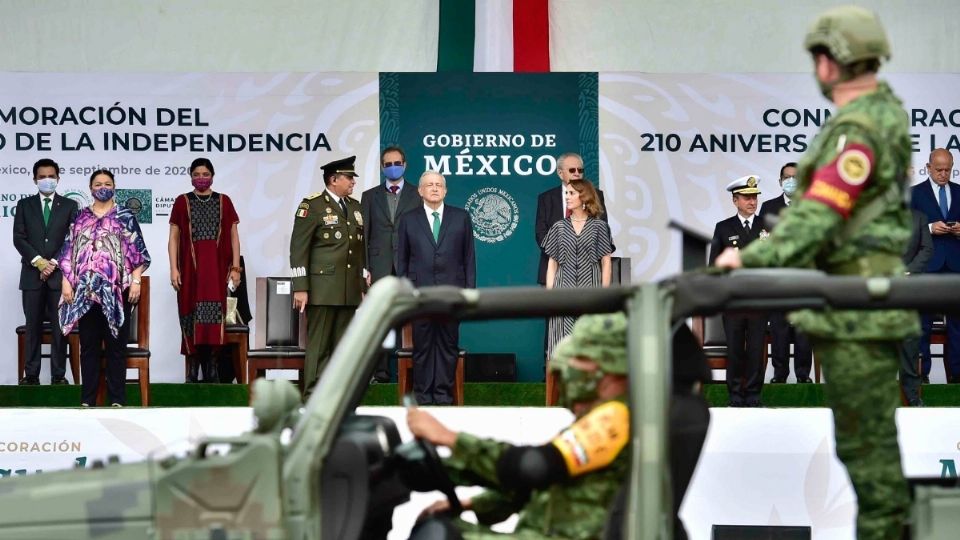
left=59, top=169, right=150, bottom=407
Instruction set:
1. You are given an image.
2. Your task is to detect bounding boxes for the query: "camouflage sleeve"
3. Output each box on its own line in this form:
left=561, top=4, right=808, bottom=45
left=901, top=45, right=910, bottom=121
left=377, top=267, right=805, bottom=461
left=469, top=489, right=527, bottom=526
left=741, top=126, right=874, bottom=268
left=444, top=432, right=513, bottom=488
left=289, top=199, right=316, bottom=291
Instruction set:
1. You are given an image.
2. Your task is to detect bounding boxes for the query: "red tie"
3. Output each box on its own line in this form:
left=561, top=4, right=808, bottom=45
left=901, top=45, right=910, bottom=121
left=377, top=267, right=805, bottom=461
left=389, top=185, right=399, bottom=194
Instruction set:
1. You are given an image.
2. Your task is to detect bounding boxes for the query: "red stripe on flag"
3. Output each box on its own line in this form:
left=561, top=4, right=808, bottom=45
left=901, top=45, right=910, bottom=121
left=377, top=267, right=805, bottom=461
left=513, top=0, right=550, bottom=72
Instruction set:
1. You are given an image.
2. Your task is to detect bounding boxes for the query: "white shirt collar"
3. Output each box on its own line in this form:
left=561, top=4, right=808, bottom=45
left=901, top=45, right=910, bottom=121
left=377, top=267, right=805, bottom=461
left=41, top=193, right=54, bottom=202
left=325, top=189, right=342, bottom=204
left=783, top=193, right=792, bottom=206
left=930, top=178, right=948, bottom=193
left=737, top=212, right=755, bottom=226
left=386, top=179, right=405, bottom=192
left=424, top=203, right=444, bottom=221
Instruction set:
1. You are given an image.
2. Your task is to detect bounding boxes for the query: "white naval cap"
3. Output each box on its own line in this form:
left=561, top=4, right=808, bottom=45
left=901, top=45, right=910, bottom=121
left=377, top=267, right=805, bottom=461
left=726, top=175, right=761, bottom=195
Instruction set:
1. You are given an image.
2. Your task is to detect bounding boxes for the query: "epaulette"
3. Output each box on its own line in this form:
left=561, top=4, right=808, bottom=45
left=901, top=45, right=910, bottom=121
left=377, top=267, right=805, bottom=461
left=304, top=192, right=324, bottom=200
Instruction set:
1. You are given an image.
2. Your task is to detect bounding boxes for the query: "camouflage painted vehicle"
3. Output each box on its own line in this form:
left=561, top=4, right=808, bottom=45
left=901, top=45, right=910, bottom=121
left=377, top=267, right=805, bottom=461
left=0, top=270, right=957, bottom=540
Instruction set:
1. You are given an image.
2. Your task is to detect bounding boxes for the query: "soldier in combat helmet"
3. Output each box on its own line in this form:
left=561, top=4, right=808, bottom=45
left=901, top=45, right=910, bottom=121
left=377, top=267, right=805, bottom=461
left=714, top=6, right=916, bottom=539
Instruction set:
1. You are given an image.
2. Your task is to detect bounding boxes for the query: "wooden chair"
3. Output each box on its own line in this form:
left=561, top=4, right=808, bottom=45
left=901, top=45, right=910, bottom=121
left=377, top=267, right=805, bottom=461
left=397, top=323, right=466, bottom=405
left=16, top=322, right=81, bottom=384
left=246, top=277, right=306, bottom=394
left=95, top=276, right=151, bottom=406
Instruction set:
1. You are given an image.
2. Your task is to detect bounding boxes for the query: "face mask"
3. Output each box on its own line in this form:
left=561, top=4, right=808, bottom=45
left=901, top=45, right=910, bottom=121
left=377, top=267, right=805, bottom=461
left=781, top=177, right=798, bottom=197
left=192, top=178, right=213, bottom=191
left=383, top=164, right=405, bottom=181
left=92, top=187, right=115, bottom=202
left=36, top=178, right=58, bottom=195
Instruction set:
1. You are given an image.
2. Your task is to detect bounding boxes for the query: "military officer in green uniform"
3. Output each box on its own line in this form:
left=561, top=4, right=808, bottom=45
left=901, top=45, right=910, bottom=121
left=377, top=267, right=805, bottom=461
left=290, top=156, right=366, bottom=395
left=714, top=6, right=916, bottom=539
left=407, top=313, right=631, bottom=540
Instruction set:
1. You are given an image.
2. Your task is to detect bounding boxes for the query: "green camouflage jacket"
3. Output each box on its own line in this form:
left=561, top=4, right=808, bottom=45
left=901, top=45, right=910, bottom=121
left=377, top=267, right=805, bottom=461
left=740, top=81, right=919, bottom=340
left=445, top=404, right=628, bottom=539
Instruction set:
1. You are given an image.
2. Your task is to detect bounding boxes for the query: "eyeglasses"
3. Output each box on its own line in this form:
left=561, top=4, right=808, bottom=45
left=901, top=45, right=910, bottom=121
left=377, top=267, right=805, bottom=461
left=383, top=161, right=404, bottom=167
left=566, top=168, right=584, bottom=174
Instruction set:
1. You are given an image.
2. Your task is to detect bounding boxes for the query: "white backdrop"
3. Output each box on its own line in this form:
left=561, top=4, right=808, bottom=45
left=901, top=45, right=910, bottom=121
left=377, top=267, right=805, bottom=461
left=0, top=72, right=380, bottom=384
left=2, top=72, right=958, bottom=383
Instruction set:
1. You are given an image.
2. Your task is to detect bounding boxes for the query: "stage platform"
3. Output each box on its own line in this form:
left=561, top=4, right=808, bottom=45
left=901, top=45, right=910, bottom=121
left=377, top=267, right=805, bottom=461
left=1, top=382, right=959, bottom=407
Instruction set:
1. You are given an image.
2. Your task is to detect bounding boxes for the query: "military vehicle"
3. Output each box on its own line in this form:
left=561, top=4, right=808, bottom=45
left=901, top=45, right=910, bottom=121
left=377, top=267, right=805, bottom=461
left=0, top=270, right=958, bottom=539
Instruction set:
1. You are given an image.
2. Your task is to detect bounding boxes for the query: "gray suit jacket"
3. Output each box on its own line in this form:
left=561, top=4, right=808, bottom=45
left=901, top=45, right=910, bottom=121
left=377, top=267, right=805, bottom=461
left=360, top=180, right=421, bottom=282
left=903, top=209, right=933, bottom=274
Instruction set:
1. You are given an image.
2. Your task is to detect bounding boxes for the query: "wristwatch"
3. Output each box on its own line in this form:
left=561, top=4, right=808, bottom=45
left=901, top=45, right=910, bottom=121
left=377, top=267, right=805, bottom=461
left=132, top=278, right=141, bottom=285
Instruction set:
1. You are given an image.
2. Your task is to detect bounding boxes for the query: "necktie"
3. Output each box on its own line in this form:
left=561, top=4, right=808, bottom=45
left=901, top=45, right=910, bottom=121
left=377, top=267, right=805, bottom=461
left=939, top=184, right=949, bottom=218
left=389, top=185, right=399, bottom=194
left=387, top=185, right=400, bottom=220
left=743, top=219, right=750, bottom=233
left=432, top=211, right=441, bottom=242
left=42, top=198, right=51, bottom=226
left=339, top=198, right=348, bottom=217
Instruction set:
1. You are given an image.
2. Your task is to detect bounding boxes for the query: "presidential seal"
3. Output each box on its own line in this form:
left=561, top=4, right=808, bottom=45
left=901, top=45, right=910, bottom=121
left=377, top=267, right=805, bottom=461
left=465, top=187, right=519, bottom=244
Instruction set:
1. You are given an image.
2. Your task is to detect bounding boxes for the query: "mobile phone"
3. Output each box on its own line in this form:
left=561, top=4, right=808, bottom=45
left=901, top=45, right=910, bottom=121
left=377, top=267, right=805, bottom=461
left=948, top=221, right=958, bottom=227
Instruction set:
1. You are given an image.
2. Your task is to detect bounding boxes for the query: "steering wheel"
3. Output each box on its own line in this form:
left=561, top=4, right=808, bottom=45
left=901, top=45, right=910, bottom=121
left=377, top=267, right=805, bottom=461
left=404, top=395, right=463, bottom=515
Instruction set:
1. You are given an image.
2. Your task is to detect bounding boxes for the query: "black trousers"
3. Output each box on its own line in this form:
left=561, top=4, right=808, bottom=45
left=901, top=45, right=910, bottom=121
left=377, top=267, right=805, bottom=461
left=79, top=302, right=131, bottom=406
left=22, top=283, right=68, bottom=380
left=768, top=312, right=813, bottom=380
left=412, top=318, right=459, bottom=405
left=722, top=313, right=766, bottom=403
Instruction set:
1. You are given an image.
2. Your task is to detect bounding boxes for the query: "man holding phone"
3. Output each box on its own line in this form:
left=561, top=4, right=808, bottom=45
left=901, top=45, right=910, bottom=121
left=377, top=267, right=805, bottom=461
left=911, top=148, right=960, bottom=382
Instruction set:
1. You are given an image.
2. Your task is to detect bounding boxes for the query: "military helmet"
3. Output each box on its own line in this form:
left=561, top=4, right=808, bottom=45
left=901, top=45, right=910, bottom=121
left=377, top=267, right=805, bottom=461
left=803, top=5, right=890, bottom=65
left=568, top=312, right=628, bottom=375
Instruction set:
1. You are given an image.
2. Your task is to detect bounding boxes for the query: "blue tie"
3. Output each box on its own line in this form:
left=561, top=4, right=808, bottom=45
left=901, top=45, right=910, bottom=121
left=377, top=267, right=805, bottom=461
left=940, top=184, right=949, bottom=219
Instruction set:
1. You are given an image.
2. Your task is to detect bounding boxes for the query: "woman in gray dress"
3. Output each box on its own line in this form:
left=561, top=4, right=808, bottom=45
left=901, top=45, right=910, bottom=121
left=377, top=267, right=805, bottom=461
left=542, top=178, right=614, bottom=357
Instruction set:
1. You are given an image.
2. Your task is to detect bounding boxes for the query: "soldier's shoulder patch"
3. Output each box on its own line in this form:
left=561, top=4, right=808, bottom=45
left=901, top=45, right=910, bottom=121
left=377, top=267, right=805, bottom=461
left=304, top=192, right=324, bottom=200
left=803, top=142, right=875, bottom=219
left=296, top=207, right=309, bottom=218
left=550, top=400, right=629, bottom=477
left=298, top=202, right=310, bottom=210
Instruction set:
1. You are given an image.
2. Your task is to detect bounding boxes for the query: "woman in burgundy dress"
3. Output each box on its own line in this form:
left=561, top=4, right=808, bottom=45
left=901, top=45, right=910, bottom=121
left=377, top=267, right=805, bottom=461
left=168, top=158, right=241, bottom=382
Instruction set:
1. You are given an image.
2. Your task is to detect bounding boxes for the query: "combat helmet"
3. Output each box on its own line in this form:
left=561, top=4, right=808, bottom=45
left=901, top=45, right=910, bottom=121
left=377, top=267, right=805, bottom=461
left=803, top=5, right=890, bottom=65
left=569, top=312, right=628, bottom=375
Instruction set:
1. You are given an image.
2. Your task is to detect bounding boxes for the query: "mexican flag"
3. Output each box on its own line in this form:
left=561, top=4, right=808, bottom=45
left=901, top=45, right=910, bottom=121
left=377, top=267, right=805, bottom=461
left=438, top=0, right=551, bottom=71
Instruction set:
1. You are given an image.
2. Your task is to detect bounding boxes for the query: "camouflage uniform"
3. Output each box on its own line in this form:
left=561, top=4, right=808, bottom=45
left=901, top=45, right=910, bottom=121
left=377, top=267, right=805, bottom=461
left=739, top=7, right=915, bottom=539
left=438, top=314, right=630, bottom=540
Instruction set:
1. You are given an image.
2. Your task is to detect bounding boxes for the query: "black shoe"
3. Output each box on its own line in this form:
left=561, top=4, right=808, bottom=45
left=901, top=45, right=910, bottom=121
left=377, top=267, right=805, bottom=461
left=372, top=371, right=390, bottom=384
left=797, top=377, right=813, bottom=384
left=745, top=399, right=763, bottom=408
left=769, top=376, right=787, bottom=384
left=51, top=378, right=69, bottom=385
left=921, top=376, right=931, bottom=384
left=18, top=377, right=39, bottom=386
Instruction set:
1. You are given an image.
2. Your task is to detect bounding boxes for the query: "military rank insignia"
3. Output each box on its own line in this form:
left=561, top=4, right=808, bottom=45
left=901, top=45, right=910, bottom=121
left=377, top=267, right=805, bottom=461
left=296, top=203, right=309, bottom=218
left=323, top=214, right=340, bottom=226
left=354, top=210, right=363, bottom=226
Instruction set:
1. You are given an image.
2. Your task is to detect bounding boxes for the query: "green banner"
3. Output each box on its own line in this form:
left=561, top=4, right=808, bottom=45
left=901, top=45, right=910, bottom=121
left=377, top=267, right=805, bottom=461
left=380, top=72, right=598, bottom=382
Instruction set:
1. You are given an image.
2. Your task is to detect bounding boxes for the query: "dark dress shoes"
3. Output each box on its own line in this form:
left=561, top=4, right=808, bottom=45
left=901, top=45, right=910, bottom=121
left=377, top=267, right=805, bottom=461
left=18, top=377, right=40, bottom=386
left=51, top=378, right=70, bottom=385
left=769, top=376, right=787, bottom=384
left=797, top=377, right=813, bottom=384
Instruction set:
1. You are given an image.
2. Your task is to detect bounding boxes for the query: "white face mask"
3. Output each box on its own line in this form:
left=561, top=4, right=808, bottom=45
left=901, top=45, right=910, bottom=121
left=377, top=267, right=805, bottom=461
left=37, top=177, right=58, bottom=195
left=781, top=177, right=798, bottom=197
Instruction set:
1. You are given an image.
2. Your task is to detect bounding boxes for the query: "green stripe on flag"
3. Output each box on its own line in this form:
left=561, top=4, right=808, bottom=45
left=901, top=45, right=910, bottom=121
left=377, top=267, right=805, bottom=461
left=438, top=0, right=475, bottom=71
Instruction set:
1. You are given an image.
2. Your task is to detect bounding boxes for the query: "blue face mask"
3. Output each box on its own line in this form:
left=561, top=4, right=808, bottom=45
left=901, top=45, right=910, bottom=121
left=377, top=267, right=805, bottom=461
left=36, top=177, right=58, bottom=195
left=92, top=187, right=115, bottom=202
left=383, top=164, right=405, bottom=181
left=781, top=177, right=798, bottom=197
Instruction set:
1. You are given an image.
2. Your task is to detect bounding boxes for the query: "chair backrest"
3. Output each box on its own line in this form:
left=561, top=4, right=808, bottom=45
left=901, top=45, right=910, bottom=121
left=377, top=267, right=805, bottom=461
left=255, top=277, right=305, bottom=349
left=128, top=276, right=150, bottom=349
left=611, top=257, right=631, bottom=285
left=703, top=314, right=725, bottom=347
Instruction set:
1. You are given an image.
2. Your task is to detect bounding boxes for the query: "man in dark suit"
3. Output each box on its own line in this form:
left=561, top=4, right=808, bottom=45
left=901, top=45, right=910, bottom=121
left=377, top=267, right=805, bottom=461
left=361, top=146, right=422, bottom=382
left=290, top=156, right=366, bottom=396
left=13, top=158, right=79, bottom=385
left=901, top=209, right=933, bottom=404
left=397, top=170, right=476, bottom=405
left=534, top=152, right=608, bottom=285
left=758, top=162, right=813, bottom=384
left=910, top=148, right=960, bottom=383
left=709, top=175, right=765, bottom=406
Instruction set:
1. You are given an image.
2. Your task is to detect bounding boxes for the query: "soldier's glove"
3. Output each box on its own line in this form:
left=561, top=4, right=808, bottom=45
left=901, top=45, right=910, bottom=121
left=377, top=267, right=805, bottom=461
left=31, top=258, right=49, bottom=271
